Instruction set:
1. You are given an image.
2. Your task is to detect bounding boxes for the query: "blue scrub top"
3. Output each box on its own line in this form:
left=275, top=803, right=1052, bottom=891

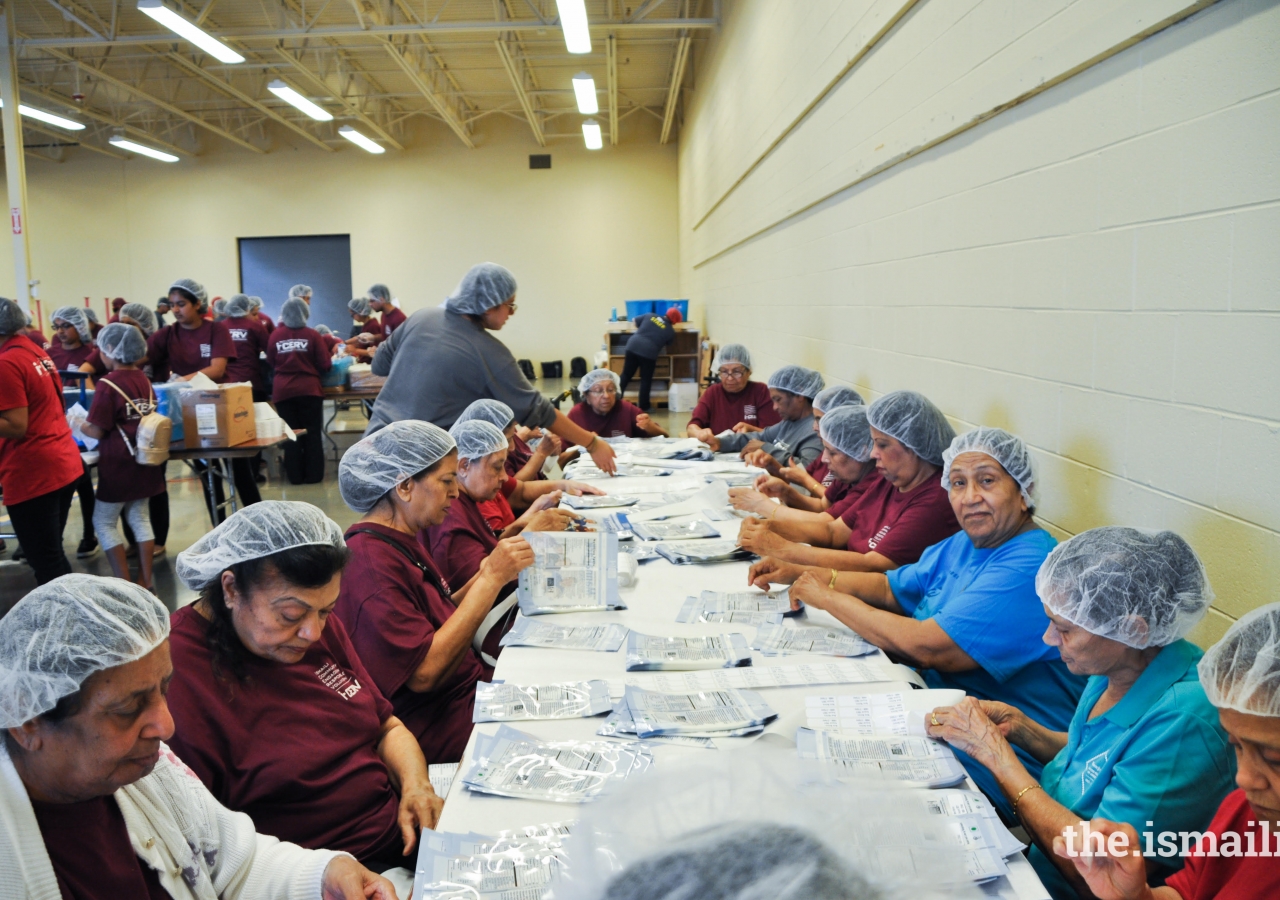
left=888, top=529, right=1087, bottom=816
left=1030, top=639, right=1236, bottom=900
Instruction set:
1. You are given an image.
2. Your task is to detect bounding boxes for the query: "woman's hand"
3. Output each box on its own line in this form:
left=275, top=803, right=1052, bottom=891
left=789, top=569, right=841, bottom=611
left=536, top=432, right=562, bottom=457
left=636, top=412, right=655, bottom=432
left=743, top=449, right=783, bottom=476
left=1053, top=820, right=1154, bottom=900
left=747, top=556, right=805, bottom=589
left=925, top=697, right=1018, bottom=774
left=526, top=508, right=578, bottom=533
left=738, top=439, right=765, bottom=458
left=737, top=517, right=789, bottom=556
left=558, top=480, right=606, bottom=497
left=729, top=487, right=776, bottom=515
left=321, top=856, right=399, bottom=900
left=731, top=422, right=763, bottom=434
left=481, top=537, right=535, bottom=583
left=688, top=425, right=715, bottom=444
left=525, top=491, right=563, bottom=514
left=778, top=457, right=809, bottom=486
left=397, top=783, right=444, bottom=852
left=588, top=438, right=617, bottom=475
left=753, top=475, right=791, bottom=500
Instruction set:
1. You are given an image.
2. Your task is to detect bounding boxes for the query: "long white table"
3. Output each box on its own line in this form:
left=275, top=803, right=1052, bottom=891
left=430, top=460, right=1051, bottom=900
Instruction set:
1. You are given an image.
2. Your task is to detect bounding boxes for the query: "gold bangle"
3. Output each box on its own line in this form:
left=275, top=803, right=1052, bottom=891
left=1012, top=783, right=1042, bottom=816
left=828, top=568, right=839, bottom=589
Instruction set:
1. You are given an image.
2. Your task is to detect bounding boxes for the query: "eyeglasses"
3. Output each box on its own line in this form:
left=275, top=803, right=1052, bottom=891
left=502, top=300, right=517, bottom=314
left=53, top=321, right=76, bottom=330
left=718, top=367, right=748, bottom=379
left=587, top=386, right=618, bottom=396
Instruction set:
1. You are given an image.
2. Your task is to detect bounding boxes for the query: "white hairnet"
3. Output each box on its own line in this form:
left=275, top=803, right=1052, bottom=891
left=813, top=385, right=864, bottom=414
left=315, top=324, right=333, bottom=336
left=866, top=391, right=956, bottom=466
left=288, top=284, right=312, bottom=301
left=339, top=420, right=457, bottom=513
left=819, top=405, right=873, bottom=463
left=368, top=283, right=392, bottom=303
left=0, top=298, right=25, bottom=335
left=96, top=323, right=148, bottom=364
left=211, top=299, right=230, bottom=320
left=83, top=308, right=100, bottom=325
left=1037, top=527, right=1213, bottom=649
left=579, top=368, right=621, bottom=394
left=0, top=574, right=170, bottom=729
left=451, top=419, right=508, bottom=462
left=456, top=398, right=516, bottom=431
left=1199, top=602, right=1280, bottom=718
left=168, top=278, right=208, bottom=305
left=225, top=294, right=254, bottom=318
left=557, top=756, right=980, bottom=900
left=713, top=344, right=752, bottom=371
left=942, top=427, right=1037, bottom=507
left=348, top=296, right=372, bottom=318
left=766, top=365, right=825, bottom=400
left=280, top=297, right=309, bottom=329
left=52, top=306, right=92, bottom=343
left=444, top=262, right=518, bottom=316
left=175, top=500, right=346, bottom=591
left=119, top=302, right=158, bottom=336
left=248, top=296, right=263, bottom=311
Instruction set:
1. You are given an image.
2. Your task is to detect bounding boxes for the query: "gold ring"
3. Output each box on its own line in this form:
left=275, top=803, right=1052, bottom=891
left=931, top=713, right=940, bottom=727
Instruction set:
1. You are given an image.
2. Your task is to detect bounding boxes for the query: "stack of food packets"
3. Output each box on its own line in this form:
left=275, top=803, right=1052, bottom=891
left=630, top=519, right=720, bottom=541
left=914, top=789, right=1028, bottom=862
left=654, top=540, right=755, bottom=565
left=795, top=728, right=968, bottom=788
left=412, top=823, right=572, bottom=900
left=676, top=589, right=799, bottom=625
left=625, top=631, right=752, bottom=671
left=752, top=622, right=877, bottom=657
left=461, top=725, right=653, bottom=803
left=472, top=680, right=614, bottom=723
left=500, top=619, right=628, bottom=652
left=601, top=686, right=777, bottom=742
left=516, top=532, right=625, bottom=615
left=561, top=493, right=639, bottom=510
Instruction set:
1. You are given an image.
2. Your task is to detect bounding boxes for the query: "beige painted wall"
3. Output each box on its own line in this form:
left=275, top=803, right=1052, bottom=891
left=4, top=115, right=679, bottom=365
left=680, top=0, right=1280, bottom=646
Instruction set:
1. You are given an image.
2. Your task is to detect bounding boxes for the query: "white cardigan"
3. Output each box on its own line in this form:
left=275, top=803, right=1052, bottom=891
left=0, top=741, right=344, bottom=900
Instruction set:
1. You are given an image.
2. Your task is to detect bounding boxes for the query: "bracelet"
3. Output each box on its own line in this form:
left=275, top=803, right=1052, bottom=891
left=1012, top=783, right=1043, bottom=816
left=828, top=568, right=839, bottom=589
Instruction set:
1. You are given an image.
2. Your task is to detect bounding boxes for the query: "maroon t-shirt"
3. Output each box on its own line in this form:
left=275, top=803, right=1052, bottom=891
left=266, top=326, right=331, bottom=402
left=839, top=469, right=959, bottom=565
left=320, top=333, right=341, bottom=354
left=687, top=381, right=780, bottom=433
left=46, top=341, right=94, bottom=377
left=825, top=477, right=852, bottom=507
left=1165, top=790, right=1280, bottom=900
left=32, top=795, right=168, bottom=900
left=86, top=370, right=166, bottom=503
left=567, top=399, right=647, bottom=438
left=257, top=312, right=276, bottom=332
left=166, top=606, right=402, bottom=862
left=380, top=306, right=407, bottom=335
left=147, top=320, right=236, bottom=381
left=223, top=316, right=270, bottom=394
left=337, top=523, right=488, bottom=763
left=0, top=338, right=84, bottom=505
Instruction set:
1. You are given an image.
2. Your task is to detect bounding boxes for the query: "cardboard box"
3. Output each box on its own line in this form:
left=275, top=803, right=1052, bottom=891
left=180, top=384, right=256, bottom=448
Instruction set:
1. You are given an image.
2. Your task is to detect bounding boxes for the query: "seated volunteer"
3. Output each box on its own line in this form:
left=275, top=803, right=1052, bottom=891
left=701, top=365, right=826, bottom=467
left=366, top=262, right=618, bottom=474
left=0, top=574, right=400, bottom=900
left=737, top=390, right=959, bottom=571
left=744, top=384, right=865, bottom=508
left=927, top=527, right=1233, bottom=899
left=166, top=502, right=444, bottom=873
left=565, top=369, right=669, bottom=448
left=368, top=284, right=406, bottom=335
left=48, top=306, right=96, bottom=384
left=619, top=306, right=683, bottom=411
left=335, top=421, right=534, bottom=759
left=1055, top=603, right=1280, bottom=900
left=686, top=343, right=780, bottom=439
left=221, top=294, right=270, bottom=401
left=80, top=325, right=164, bottom=590
left=346, top=296, right=384, bottom=359
left=758, top=427, right=1085, bottom=813
left=0, top=298, right=85, bottom=584
left=267, top=298, right=331, bottom=485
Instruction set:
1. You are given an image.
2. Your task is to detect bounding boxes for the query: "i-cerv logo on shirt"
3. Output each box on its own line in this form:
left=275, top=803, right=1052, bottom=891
left=32, top=359, right=55, bottom=378
left=276, top=339, right=310, bottom=353
left=315, top=661, right=362, bottom=700
left=228, top=328, right=249, bottom=342
left=867, top=525, right=891, bottom=549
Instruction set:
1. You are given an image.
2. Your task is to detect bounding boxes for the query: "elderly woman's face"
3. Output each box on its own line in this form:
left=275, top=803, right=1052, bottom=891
left=586, top=380, right=619, bottom=416
left=769, top=389, right=808, bottom=422
left=480, top=295, right=517, bottom=331
left=869, top=426, right=932, bottom=489
left=718, top=363, right=749, bottom=395
left=458, top=448, right=509, bottom=501
left=1220, top=708, right=1280, bottom=826
left=821, top=440, right=870, bottom=484
left=9, top=643, right=174, bottom=802
left=946, top=451, right=1028, bottom=549
left=223, top=568, right=342, bottom=665
left=1041, top=607, right=1136, bottom=677
left=394, top=451, right=460, bottom=531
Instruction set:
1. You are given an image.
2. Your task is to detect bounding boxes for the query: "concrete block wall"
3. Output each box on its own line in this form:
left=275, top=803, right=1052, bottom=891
left=679, top=0, right=1279, bottom=645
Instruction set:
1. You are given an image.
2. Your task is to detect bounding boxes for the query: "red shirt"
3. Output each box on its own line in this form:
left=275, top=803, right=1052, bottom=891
left=320, top=333, right=341, bottom=354
left=0, top=338, right=83, bottom=505
left=380, top=306, right=407, bottom=335
left=223, top=316, right=270, bottom=394
left=32, top=795, right=168, bottom=900
left=358, top=319, right=386, bottom=343
left=266, top=326, right=332, bottom=402
left=86, top=370, right=166, bottom=503
left=478, top=476, right=518, bottom=530
left=1165, top=790, right=1280, bottom=900
left=46, top=341, right=94, bottom=378
left=257, top=312, right=276, bottom=332
left=336, top=523, right=487, bottom=764
left=687, top=381, right=780, bottom=433
left=147, top=320, right=236, bottom=381
left=838, top=470, right=959, bottom=565
left=166, top=606, right=403, bottom=861
left=568, top=398, right=647, bottom=438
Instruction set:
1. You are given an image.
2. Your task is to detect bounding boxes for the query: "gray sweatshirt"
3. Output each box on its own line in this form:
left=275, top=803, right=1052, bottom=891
left=366, top=308, right=557, bottom=435
left=715, top=414, right=823, bottom=466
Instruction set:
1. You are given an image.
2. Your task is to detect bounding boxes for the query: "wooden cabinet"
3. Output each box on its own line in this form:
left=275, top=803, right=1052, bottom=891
left=605, top=325, right=702, bottom=407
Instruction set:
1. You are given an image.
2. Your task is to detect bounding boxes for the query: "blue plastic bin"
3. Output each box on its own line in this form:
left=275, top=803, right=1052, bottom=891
left=625, top=300, right=689, bottom=320
left=322, top=355, right=354, bottom=388
left=153, top=382, right=185, bottom=443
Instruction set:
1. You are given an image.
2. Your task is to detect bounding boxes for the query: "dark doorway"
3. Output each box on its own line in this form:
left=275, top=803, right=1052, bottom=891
left=238, top=234, right=353, bottom=334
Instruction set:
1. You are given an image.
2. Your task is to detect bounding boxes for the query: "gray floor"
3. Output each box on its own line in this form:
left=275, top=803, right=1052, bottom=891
left=0, top=378, right=690, bottom=614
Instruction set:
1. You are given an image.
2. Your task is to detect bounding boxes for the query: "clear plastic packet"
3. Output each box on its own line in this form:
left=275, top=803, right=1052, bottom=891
left=795, top=727, right=968, bottom=788
left=500, top=618, right=628, bottom=652
left=596, top=703, right=718, bottom=749
left=630, top=519, right=721, bottom=541
left=654, top=539, right=755, bottom=565
left=676, top=589, right=799, bottom=624
left=561, top=493, right=640, bottom=509
left=461, top=725, right=654, bottom=803
left=623, top=685, right=777, bottom=738
left=473, top=680, right=614, bottom=723
left=625, top=631, right=753, bottom=671
left=413, top=826, right=570, bottom=900
left=517, top=532, right=624, bottom=615
left=752, top=622, right=878, bottom=657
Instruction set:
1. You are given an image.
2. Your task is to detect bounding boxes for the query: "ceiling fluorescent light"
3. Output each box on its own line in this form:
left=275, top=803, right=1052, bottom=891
left=556, top=0, right=591, bottom=54
left=267, top=80, right=333, bottom=122
left=136, top=0, right=244, bottom=64
left=0, top=100, right=85, bottom=131
left=109, top=137, right=180, bottom=162
left=572, top=73, right=598, bottom=114
left=582, top=118, right=603, bottom=150
left=339, top=126, right=385, bottom=154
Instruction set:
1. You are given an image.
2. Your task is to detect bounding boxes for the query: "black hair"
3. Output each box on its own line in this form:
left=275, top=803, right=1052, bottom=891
left=199, top=543, right=349, bottom=685
left=170, top=287, right=205, bottom=312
